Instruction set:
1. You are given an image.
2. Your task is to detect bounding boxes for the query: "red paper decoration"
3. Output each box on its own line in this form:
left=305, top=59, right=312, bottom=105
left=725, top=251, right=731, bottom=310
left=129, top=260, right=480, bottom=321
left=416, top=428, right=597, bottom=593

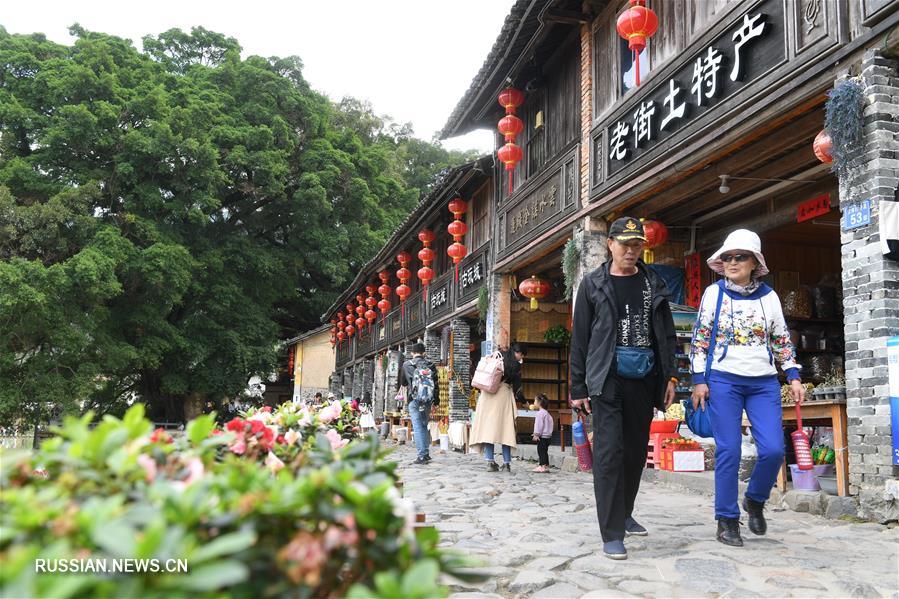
left=497, top=88, right=525, bottom=196
left=446, top=197, right=468, bottom=280
left=337, top=330, right=346, bottom=342
left=355, top=316, right=366, bottom=331
left=518, top=275, right=551, bottom=311
left=616, top=0, right=659, bottom=87
left=686, top=252, right=702, bottom=308
left=345, top=324, right=355, bottom=338
left=814, top=130, right=833, bottom=164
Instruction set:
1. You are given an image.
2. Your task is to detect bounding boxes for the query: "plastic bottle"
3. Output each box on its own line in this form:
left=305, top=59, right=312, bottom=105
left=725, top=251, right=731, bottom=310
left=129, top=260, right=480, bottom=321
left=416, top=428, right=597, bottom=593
left=572, top=420, right=587, bottom=446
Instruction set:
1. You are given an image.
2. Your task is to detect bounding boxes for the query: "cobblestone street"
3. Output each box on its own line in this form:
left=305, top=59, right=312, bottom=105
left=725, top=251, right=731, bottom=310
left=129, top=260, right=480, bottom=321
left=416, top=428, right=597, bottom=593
left=394, top=443, right=899, bottom=599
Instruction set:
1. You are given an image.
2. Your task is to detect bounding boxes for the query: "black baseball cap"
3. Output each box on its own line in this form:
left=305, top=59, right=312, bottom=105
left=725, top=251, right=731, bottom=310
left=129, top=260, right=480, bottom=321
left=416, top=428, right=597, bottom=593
left=609, top=216, right=647, bottom=242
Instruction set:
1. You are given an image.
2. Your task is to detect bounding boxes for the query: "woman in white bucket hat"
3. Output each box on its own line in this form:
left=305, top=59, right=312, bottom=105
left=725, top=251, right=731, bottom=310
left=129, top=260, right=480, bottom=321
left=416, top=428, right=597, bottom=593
left=690, top=229, right=805, bottom=547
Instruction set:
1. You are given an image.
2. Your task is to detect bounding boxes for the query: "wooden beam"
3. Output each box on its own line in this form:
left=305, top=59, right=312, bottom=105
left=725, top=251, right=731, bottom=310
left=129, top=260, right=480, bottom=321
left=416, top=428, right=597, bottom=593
left=544, top=9, right=589, bottom=25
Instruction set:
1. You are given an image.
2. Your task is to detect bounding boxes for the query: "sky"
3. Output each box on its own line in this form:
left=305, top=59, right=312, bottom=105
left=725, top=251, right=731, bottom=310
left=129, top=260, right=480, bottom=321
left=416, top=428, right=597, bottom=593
left=2, top=0, right=515, bottom=153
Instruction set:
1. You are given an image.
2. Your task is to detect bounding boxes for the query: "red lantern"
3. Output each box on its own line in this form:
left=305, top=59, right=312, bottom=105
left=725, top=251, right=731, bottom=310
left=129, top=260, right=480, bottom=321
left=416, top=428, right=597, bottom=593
left=448, top=198, right=468, bottom=218
left=418, top=229, right=435, bottom=246
left=337, top=330, right=346, bottom=342
left=396, top=283, right=411, bottom=302
left=518, top=275, right=551, bottom=311
left=337, top=311, right=344, bottom=320
left=396, top=267, right=412, bottom=282
left=355, top=316, right=366, bottom=330
left=498, top=114, right=524, bottom=142
left=366, top=283, right=377, bottom=295
left=355, top=304, right=365, bottom=317
left=498, top=142, right=524, bottom=195
left=448, top=220, right=468, bottom=238
left=378, top=284, right=391, bottom=298
left=337, top=320, right=345, bottom=330
left=378, top=298, right=391, bottom=315
left=396, top=252, right=413, bottom=315
left=396, top=251, right=412, bottom=266
left=345, top=312, right=355, bottom=325
left=365, top=296, right=377, bottom=308
left=345, top=324, right=355, bottom=338
left=365, top=309, right=377, bottom=325
left=356, top=293, right=365, bottom=305
left=418, top=266, right=434, bottom=287
left=641, top=219, right=668, bottom=264
left=418, top=247, right=435, bottom=264
left=378, top=270, right=391, bottom=284
left=814, top=130, right=833, bottom=164
left=498, top=87, right=525, bottom=115
left=448, top=242, right=467, bottom=266
left=616, top=0, right=659, bottom=87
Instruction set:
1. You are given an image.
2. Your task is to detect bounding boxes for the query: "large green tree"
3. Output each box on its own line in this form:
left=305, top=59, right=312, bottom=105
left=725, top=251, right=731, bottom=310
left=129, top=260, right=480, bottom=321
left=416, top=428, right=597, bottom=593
left=0, top=25, right=476, bottom=425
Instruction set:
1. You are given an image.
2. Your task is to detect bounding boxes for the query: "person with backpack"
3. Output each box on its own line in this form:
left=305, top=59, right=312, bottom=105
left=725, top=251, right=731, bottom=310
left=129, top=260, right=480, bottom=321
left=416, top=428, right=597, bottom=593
left=397, top=342, right=440, bottom=465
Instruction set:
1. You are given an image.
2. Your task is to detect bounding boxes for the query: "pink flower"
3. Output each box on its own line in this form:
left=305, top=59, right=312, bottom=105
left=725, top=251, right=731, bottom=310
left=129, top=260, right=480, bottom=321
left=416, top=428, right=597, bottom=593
left=136, top=454, right=157, bottom=482
left=184, top=457, right=204, bottom=485
left=319, top=401, right=342, bottom=424
left=265, top=451, right=285, bottom=473
left=229, top=437, right=247, bottom=455
left=284, top=429, right=301, bottom=446
left=325, top=429, right=348, bottom=450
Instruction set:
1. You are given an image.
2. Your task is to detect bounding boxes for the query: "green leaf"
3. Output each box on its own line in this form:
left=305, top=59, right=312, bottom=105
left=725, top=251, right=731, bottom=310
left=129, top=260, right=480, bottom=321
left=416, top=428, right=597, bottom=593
left=91, top=520, right=136, bottom=558
left=186, top=414, right=216, bottom=446
left=178, top=560, right=248, bottom=591
left=191, top=529, right=256, bottom=563
left=400, top=559, right=441, bottom=598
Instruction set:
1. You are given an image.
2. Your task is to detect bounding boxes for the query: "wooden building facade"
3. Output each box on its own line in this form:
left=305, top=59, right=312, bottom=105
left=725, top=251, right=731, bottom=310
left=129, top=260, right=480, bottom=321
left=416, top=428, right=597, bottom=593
left=440, top=0, right=899, bottom=520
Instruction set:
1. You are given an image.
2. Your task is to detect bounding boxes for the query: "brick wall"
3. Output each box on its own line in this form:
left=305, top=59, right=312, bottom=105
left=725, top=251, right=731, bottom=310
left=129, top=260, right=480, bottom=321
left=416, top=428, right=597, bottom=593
left=425, top=328, right=441, bottom=364
left=580, top=21, right=593, bottom=206
left=838, top=50, right=899, bottom=521
left=449, top=318, right=471, bottom=422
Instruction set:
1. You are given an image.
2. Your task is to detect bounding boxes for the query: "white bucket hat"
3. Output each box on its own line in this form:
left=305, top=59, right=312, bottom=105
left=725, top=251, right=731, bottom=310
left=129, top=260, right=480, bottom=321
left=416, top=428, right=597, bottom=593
left=707, top=229, right=769, bottom=277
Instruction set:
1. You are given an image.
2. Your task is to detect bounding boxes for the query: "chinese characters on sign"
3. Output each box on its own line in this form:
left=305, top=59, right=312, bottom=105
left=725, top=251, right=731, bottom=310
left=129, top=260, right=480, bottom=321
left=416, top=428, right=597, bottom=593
left=608, top=9, right=775, bottom=171
left=429, top=286, right=448, bottom=311
left=510, top=184, right=557, bottom=234
left=796, top=193, right=830, bottom=223
left=459, top=261, right=484, bottom=291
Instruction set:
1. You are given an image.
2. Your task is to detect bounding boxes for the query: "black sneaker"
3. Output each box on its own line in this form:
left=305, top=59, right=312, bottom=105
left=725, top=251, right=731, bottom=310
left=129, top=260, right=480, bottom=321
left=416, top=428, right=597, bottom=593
left=625, top=516, right=648, bottom=536
left=486, top=461, right=499, bottom=472
left=412, top=457, right=429, bottom=465
left=423, top=455, right=432, bottom=462
left=500, top=463, right=511, bottom=473
left=742, top=497, right=766, bottom=535
left=716, top=518, right=743, bottom=547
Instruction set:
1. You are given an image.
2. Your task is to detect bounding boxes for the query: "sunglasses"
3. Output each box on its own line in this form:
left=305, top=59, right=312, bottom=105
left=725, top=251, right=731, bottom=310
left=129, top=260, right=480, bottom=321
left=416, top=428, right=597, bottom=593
left=719, top=253, right=754, bottom=264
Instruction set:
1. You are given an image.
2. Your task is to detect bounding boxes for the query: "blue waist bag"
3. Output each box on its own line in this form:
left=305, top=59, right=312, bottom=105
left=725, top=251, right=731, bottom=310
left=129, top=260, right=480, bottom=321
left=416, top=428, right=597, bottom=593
left=614, top=346, right=655, bottom=379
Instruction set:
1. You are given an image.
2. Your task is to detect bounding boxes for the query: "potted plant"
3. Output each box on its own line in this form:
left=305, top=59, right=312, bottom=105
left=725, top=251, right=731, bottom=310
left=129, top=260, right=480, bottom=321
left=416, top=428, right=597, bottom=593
left=544, top=325, right=571, bottom=346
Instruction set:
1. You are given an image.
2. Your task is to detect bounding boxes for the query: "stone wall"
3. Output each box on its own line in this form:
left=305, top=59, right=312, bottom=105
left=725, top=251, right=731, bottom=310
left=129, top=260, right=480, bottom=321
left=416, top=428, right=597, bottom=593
left=384, top=349, right=403, bottom=413
left=449, top=318, right=472, bottom=422
left=837, top=50, right=899, bottom=521
left=342, top=367, right=353, bottom=399
left=486, top=273, right=512, bottom=352
left=372, top=352, right=386, bottom=418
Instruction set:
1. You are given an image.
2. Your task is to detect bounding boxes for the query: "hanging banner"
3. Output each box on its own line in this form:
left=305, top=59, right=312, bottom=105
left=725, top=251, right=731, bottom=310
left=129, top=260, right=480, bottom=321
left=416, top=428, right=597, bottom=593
left=685, top=252, right=703, bottom=308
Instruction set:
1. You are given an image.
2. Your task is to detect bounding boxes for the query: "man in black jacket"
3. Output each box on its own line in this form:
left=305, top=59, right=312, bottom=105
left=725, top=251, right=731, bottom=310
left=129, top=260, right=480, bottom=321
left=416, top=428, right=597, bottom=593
left=397, top=342, right=440, bottom=465
left=570, top=217, right=677, bottom=561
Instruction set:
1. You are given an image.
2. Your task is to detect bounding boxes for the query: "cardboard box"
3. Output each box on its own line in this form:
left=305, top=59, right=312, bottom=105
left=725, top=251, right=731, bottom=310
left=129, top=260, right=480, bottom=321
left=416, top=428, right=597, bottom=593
left=660, top=447, right=705, bottom=472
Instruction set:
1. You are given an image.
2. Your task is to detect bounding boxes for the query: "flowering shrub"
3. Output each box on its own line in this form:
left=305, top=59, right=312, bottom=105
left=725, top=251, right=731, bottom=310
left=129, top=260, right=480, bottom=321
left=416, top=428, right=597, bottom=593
left=0, top=402, right=478, bottom=597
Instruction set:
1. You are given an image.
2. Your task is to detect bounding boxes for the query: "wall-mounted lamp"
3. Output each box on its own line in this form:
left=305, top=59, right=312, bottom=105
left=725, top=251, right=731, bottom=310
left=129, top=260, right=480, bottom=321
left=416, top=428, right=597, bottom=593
left=718, top=174, right=814, bottom=194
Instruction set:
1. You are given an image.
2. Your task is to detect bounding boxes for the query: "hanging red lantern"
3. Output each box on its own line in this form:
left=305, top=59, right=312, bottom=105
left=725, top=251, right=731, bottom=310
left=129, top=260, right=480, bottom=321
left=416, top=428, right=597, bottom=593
left=417, top=266, right=434, bottom=288
left=356, top=293, right=366, bottom=305
left=498, top=114, right=524, bottom=142
left=337, top=310, right=344, bottom=321
left=418, top=247, right=435, bottom=264
left=337, top=320, right=345, bottom=330
left=377, top=281, right=392, bottom=320
left=418, top=229, right=435, bottom=246
left=337, top=330, right=346, bottom=342
left=365, top=309, right=377, bottom=325
left=379, top=269, right=391, bottom=284
left=448, top=242, right=468, bottom=268
left=447, top=219, right=468, bottom=238
left=396, top=251, right=412, bottom=266
left=345, top=312, right=355, bottom=325
left=396, top=251, right=413, bottom=315
left=287, top=346, right=295, bottom=373
left=345, top=324, right=355, bottom=338
left=355, top=316, right=366, bottom=330
left=519, top=275, right=551, bottom=311
left=498, top=87, right=525, bottom=115
left=377, top=298, right=391, bottom=315
left=497, top=89, right=525, bottom=196
left=355, top=304, right=365, bottom=317
left=396, top=283, right=411, bottom=303
left=498, top=142, right=524, bottom=195
left=448, top=198, right=468, bottom=218
left=814, top=130, right=833, bottom=163
left=616, top=0, right=659, bottom=87
left=641, top=219, right=668, bottom=264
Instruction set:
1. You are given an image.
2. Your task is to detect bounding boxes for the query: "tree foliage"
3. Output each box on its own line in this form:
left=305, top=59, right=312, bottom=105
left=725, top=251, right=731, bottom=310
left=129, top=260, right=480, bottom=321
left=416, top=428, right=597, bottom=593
left=0, top=25, right=477, bottom=424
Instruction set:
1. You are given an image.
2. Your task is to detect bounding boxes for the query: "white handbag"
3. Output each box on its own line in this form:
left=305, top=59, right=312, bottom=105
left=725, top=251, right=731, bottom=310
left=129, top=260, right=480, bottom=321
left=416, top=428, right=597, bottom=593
left=471, top=351, right=505, bottom=394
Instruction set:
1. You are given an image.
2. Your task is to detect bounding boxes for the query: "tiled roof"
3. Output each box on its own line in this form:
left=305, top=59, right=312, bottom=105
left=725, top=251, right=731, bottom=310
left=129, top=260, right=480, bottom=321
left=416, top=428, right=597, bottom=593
left=438, top=0, right=549, bottom=140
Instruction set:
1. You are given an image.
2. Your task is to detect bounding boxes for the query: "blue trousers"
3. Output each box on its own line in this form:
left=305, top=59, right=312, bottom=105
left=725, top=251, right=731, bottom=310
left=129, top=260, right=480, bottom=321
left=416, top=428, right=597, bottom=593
left=484, top=443, right=512, bottom=464
left=708, top=371, right=785, bottom=520
left=408, top=400, right=431, bottom=460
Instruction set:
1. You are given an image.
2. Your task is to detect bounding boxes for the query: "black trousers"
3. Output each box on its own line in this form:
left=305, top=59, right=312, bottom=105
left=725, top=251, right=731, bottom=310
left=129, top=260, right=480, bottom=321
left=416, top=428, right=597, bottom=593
left=591, top=372, right=656, bottom=543
left=537, top=437, right=551, bottom=466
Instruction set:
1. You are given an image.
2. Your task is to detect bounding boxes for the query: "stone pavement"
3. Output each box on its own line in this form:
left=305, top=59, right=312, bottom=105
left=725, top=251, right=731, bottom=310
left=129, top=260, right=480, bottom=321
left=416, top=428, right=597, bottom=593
left=393, top=443, right=899, bottom=599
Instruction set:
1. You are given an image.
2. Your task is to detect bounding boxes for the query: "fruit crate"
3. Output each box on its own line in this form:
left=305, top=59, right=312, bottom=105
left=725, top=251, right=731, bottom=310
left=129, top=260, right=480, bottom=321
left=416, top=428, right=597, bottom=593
left=646, top=432, right=681, bottom=468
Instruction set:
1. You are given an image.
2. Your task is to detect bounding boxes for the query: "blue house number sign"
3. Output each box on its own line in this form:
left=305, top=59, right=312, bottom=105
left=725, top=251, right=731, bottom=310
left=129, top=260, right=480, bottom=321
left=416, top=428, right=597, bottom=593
left=843, top=199, right=871, bottom=231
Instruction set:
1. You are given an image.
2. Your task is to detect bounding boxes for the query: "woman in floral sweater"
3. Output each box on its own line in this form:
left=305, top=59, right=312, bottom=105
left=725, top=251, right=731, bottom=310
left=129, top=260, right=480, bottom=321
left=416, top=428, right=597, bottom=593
left=690, top=229, right=805, bottom=548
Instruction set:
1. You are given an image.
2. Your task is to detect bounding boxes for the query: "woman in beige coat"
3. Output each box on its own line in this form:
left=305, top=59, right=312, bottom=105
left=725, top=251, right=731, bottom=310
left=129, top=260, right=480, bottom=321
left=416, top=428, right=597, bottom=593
left=470, top=343, right=526, bottom=472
